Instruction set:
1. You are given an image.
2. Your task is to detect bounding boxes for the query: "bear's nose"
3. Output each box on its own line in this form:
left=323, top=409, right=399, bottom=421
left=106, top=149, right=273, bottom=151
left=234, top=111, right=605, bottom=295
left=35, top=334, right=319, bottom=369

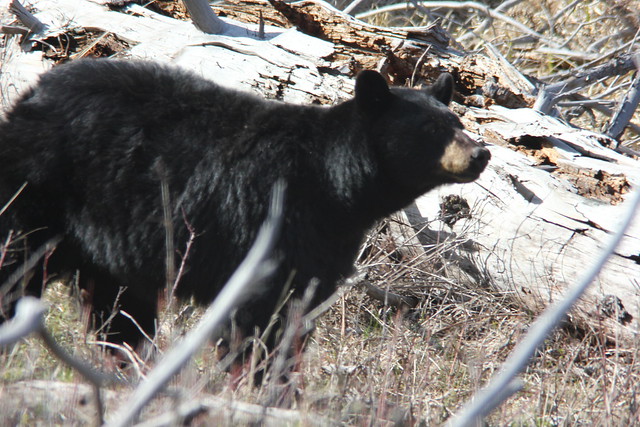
left=472, top=146, right=491, bottom=166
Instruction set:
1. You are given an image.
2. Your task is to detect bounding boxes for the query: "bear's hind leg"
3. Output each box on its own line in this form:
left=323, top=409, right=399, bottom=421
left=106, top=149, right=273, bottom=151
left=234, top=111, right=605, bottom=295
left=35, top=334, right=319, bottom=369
left=79, top=267, right=158, bottom=351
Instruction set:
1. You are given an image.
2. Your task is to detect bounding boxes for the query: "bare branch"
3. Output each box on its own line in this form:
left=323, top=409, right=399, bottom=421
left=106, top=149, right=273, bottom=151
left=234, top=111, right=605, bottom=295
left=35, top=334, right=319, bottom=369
left=448, top=188, right=640, bottom=426
left=361, top=280, right=419, bottom=309
left=534, top=53, right=638, bottom=114
left=127, top=394, right=334, bottom=427
left=605, top=56, right=640, bottom=141
left=300, top=269, right=366, bottom=335
left=168, top=213, right=196, bottom=307
left=107, top=181, right=286, bottom=427
left=0, top=296, right=46, bottom=345
left=343, top=0, right=368, bottom=15
left=0, top=25, right=30, bottom=35
left=154, top=160, right=176, bottom=296
left=0, top=235, right=62, bottom=303
left=0, top=297, right=116, bottom=425
left=0, top=182, right=27, bottom=217
left=355, top=1, right=558, bottom=48
left=558, top=94, right=640, bottom=137
left=9, top=0, right=46, bottom=34
left=182, top=0, right=226, bottom=34
left=458, top=0, right=524, bottom=41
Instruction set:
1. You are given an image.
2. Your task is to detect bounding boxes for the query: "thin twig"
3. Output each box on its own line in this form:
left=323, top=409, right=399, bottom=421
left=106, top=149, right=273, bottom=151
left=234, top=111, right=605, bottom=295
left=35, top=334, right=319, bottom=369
left=458, top=0, right=524, bottom=41
left=119, top=310, right=155, bottom=347
left=92, top=340, right=146, bottom=379
left=155, top=160, right=176, bottom=298
left=0, top=230, right=14, bottom=272
left=107, top=181, right=286, bottom=427
left=168, top=211, right=196, bottom=306
left=0, top=182, right=27, bottom=217
left=343, top=0, right=368, bottom=15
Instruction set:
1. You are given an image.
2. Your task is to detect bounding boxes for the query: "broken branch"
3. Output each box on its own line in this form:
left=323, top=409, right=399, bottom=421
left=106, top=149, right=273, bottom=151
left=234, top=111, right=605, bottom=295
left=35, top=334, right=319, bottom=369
left=9, top=0, right=45, bottom=33
left=534, top=53, right=638, bottom=114
left=182, top=0, right=226, bottom=34
left=355, top=1, right=557, bottom=48
left=361, top=280, right=419, bottom=309
left=605, top=56, right=640, bottom=141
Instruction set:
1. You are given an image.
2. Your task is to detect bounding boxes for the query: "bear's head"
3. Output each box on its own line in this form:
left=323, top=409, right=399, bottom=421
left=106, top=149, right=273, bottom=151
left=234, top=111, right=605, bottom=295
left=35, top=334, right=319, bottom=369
left=355, top=71, right=490, bottom=197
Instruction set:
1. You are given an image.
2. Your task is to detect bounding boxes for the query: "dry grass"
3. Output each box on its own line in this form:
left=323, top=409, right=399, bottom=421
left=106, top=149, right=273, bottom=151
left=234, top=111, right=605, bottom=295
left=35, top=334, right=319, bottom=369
left=2, top=212, right=640, bottom=425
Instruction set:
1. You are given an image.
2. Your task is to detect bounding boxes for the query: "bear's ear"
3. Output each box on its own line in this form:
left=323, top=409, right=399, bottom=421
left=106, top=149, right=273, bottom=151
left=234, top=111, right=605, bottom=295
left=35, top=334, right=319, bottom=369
left=355, top=70, right=391, bottom=113
left=428, top=73, right=454, bottom=106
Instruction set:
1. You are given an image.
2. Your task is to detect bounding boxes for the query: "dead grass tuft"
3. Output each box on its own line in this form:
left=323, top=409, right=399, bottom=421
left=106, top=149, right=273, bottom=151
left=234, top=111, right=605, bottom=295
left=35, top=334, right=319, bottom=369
left=2, top=210, right=640, bottom=424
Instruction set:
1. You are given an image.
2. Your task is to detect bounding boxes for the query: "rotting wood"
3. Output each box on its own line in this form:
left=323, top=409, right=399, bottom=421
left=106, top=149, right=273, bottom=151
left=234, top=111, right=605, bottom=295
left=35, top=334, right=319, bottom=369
left=214, top=0, right=537, bottom=104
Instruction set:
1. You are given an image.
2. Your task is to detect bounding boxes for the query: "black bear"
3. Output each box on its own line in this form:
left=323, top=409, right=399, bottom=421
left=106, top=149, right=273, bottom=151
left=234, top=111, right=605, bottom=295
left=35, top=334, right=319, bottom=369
left=0, top=59, right=490, bottom=352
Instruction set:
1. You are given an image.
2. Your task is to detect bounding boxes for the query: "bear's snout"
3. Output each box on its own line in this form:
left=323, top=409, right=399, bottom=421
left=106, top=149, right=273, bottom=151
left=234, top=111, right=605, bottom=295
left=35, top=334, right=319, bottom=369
left=439, top=130, right=491, bottom=182
left=471, top=145, right=491, bottom=170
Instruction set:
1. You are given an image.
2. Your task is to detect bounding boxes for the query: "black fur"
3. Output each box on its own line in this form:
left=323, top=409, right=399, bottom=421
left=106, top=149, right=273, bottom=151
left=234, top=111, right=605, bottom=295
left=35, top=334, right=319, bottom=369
left=0, top=59, right=489, bottom=348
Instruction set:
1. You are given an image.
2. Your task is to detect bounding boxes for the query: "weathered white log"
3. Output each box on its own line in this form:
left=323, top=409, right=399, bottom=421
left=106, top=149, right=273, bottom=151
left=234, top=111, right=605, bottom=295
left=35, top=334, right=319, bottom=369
left=415, top=106, right=640, bottom=342
left=0, top=0, right=350, bottom=107
left=0, top=379, right=332, bottom=425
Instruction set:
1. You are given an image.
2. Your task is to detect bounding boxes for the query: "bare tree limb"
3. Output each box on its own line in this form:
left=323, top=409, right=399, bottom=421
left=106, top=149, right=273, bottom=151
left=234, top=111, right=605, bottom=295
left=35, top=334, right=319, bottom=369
left=355, top=1, right=559, bottom=48
left=107, top=181, right=285, bottom=427
left=606, top=73, right=640, bottom=141
left=457, top=0, right=524, bottom=41
left=0, top=25, right=29, bottom=35
left=0, top=297, right=115, bottom=425
left=343, top=0, right=368, bottom=15
left=534, top=53, right=638, bottom=114
left=9, top=0, right=46, bottom=34
left=0, top=297, right=113, bottom=387
left=361, top=280, right=419, bottom=309
left=447, top=188, right=640, bottom=426
left=558, top=95, right=640, bottom=138
left=0, top=235, right=62, bottom=304
left=605, top=56, right=640, bottom=141
left=120, top=394, right=334, bottom=427
left=182, top=0, right=226, bottom=34
left=0, top=296, right=46, bottom=346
